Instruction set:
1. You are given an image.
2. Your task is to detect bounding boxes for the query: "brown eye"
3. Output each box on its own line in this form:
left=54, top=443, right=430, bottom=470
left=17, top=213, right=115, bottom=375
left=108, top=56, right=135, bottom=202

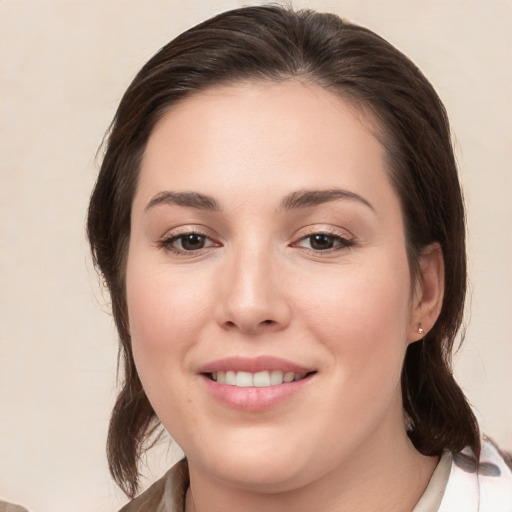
left=179, top=233, right=207, bottom=251
left=309, top=234, right=336, bottom=250
left=161, top=232, right=217, bottom=254
left=295, top=232, right=353, bottom=252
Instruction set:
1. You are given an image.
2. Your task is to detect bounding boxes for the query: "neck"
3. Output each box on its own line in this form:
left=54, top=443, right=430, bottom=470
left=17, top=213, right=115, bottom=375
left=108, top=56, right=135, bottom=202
left=185, top=429, right=437, bottom=512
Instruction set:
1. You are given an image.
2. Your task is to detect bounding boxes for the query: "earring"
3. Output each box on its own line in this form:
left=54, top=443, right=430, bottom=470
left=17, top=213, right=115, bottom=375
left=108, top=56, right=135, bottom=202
left=417, top=325, right=425, bottom=335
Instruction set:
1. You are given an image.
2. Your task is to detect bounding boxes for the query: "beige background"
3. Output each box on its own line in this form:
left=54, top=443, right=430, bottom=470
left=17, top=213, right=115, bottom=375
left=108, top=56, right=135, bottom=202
left=0, top=0, right=510, bottom=510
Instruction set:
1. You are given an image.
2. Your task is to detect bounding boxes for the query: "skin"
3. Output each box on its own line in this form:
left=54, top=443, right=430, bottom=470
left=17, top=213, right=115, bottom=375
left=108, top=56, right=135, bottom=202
left=126, top=81, right=445, bottom=511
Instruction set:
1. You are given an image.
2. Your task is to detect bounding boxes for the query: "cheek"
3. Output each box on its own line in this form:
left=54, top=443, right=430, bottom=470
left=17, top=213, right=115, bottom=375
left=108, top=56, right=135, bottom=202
left=125, top=254, right=210, bottom=388
left=298, top=257, right=412, bottom=380
left=125, top=264, right=208, bottom=437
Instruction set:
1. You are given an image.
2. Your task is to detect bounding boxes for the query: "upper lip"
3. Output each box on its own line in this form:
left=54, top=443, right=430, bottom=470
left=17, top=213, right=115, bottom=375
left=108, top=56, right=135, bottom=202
left=198, top=356, right=314, bottom=374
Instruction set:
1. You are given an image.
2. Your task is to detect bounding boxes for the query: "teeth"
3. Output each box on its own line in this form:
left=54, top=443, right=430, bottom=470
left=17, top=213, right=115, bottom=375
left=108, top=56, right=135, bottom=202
left=253, top=371, right=270, bottom=387
left=211, top=370, right=307, bottom=387
left=283, top=372, right=295, bottom=383
left=235, top=371, right=252, bottom=387
left=270, top=370, right=283, bottom=385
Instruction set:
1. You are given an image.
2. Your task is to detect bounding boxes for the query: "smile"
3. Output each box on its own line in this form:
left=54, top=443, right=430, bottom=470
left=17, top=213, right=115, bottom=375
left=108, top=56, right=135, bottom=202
left=210, top=370, right=308, bottom=387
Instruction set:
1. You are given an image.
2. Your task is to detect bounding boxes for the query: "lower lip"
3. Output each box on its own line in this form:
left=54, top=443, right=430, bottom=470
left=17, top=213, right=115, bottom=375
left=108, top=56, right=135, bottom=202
left=201, top=374, right=313, bottom=412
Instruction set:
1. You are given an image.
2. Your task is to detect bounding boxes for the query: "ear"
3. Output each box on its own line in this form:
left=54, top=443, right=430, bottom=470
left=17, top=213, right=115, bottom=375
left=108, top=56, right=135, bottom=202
left=408, top=242, right=445, bottom=344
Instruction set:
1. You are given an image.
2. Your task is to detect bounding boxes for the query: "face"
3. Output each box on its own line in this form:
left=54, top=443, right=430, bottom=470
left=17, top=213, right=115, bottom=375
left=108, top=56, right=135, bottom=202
left=126, top=81, right=422, bottom=492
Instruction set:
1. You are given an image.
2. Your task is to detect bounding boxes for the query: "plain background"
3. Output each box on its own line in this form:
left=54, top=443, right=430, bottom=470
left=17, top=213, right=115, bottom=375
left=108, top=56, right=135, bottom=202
left=0, top=0, right=510, bottom=510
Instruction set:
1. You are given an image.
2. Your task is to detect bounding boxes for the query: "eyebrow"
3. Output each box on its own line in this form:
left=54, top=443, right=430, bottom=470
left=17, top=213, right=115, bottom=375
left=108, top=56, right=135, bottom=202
left=145, top=191, right=221, bottom=212
left=278, top=189, right=375, bottom=213
left=145, top=188, right=374, bottom=213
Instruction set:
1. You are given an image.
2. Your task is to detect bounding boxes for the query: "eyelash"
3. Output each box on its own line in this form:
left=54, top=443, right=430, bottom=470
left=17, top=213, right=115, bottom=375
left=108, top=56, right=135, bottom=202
left=158, top=230, right=354, bottom=256
left=158, top=230, right=217, bottom=255
left=293, top=231, right=354, bottom=252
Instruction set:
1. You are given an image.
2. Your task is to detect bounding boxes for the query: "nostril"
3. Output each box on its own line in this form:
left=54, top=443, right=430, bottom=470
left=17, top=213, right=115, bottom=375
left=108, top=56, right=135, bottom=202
left=220, top=318, right=277, bottom=333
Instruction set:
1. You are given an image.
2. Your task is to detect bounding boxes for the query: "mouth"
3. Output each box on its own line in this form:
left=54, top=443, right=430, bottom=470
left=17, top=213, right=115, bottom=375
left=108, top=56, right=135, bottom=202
left=206, top=370, right=314, bottom=387
left=199, top=357, right=316, bottom=411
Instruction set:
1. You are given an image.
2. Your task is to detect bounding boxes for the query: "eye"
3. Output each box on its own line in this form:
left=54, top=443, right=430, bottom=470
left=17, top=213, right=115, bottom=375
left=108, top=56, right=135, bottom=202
left=295, top=232, right=353, bottom=252
left=160, top=231, right=217, bottom=254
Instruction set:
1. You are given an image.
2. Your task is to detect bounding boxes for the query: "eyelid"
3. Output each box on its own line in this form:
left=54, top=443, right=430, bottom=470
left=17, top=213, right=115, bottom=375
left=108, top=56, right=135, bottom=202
left=157, top=226, right=221, bottom=255
left=291, top=226, right=355, bottom=252
left=156, top=224, right=355, bottom=256
left=294, top=224, right=354, bottom=240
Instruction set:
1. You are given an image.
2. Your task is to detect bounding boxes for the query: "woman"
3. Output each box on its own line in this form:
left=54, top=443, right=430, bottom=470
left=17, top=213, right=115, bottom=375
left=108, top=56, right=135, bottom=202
left=87, top=5, right=512, bottom=511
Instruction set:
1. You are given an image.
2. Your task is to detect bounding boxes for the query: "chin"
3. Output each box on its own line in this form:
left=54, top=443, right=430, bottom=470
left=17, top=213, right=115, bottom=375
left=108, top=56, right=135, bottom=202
left=210, top=457, right=309, bottom=493
left=184, top=427, right=315, bottom=492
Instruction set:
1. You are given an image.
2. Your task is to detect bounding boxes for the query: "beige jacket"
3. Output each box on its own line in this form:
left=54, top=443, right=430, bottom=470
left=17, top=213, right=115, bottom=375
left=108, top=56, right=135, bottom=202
left=119, top=460, right=189, bottom=512
left=0, top=500, right=29, bottom=512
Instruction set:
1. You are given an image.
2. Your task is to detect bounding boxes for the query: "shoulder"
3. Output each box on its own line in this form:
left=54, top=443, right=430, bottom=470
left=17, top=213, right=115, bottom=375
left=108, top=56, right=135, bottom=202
left=0, top=500, right=29, bottom=512
left=477, top=437, right=512, bottom=510
left=118, top=459, right=189, bottom=512
left=439, top=437, right=512, bottom=512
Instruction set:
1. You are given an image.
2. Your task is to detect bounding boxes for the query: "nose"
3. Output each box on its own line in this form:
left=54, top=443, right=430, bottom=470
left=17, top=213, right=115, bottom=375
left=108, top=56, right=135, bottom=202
left=213, top=242, right=292, bottom=334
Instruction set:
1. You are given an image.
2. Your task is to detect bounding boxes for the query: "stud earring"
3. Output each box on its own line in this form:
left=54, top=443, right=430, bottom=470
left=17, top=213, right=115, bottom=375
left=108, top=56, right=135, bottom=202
left=417, top=325, right=425, bottom=335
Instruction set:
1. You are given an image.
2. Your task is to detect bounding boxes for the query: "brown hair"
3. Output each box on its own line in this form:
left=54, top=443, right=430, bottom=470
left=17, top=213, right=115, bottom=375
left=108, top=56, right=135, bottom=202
left=87, top=5, right=480, bottom=497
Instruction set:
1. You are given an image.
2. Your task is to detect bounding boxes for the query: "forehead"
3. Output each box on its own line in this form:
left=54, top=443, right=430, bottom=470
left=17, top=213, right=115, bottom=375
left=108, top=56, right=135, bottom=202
left=147, top=79, right=381, bottom=153
left=136, top=80, right=393, bottom=212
